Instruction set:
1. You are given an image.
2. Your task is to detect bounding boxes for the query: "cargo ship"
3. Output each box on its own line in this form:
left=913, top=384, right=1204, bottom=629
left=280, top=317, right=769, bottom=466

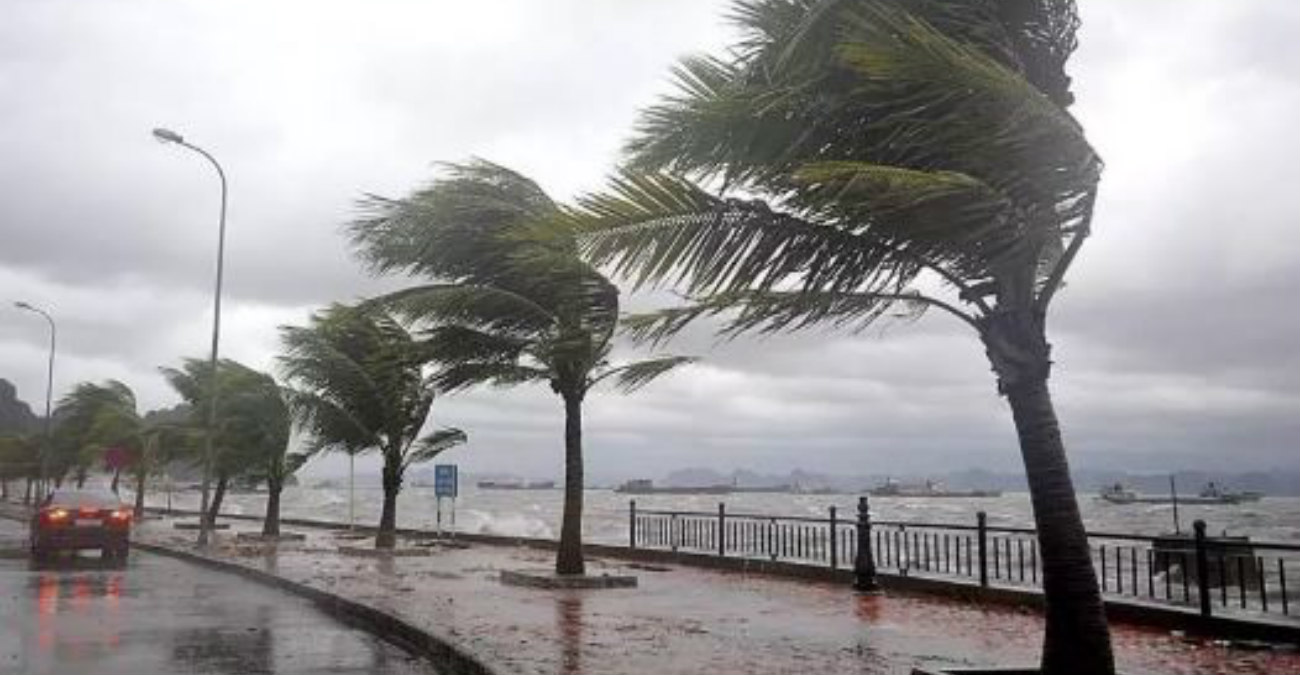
left=476, top=480, right=557, bottom=490
left=868, top=479, right=1001, bottom=498
left=614, top=479, right=733, bottom=495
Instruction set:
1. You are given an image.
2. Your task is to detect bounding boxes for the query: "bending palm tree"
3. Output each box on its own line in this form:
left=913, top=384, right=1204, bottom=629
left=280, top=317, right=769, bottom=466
left=164, top=358, right=305, bottom=536
left=280, top=304, right=466, bottom=549
left=570, top=1, right=1108, bottom=672
left=52, top=381, right=141, bottom=490
left=161, top=360, right=272, bottom=525
left=349, top=161, right=693, bottom=575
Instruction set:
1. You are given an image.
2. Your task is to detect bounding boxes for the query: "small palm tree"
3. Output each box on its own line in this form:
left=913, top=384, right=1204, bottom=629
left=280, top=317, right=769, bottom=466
left=0, top=433, right=40, bottom=503
left=163, top=358, right=306, bottom=536
left=161, top=360, right=267, bottom=524
left=52, top=380, right=176, bottom=513
left=280, top=303, right=466, bottom=549
left=569, top=1, right=1109, bottom=672
left=349, top=161, right=694, bottom=575
left=52, top=381, right=141, bottom=490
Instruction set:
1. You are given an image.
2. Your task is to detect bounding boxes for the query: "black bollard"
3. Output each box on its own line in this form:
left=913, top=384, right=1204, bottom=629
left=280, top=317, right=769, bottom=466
left=854, top=496, right=880, bottom=592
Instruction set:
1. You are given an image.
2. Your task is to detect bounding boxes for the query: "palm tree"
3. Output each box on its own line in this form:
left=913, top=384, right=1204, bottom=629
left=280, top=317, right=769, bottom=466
left=349, top=161, right=694, bottom=575
left=214, top=363, right=306, bottom=537
left=161, top=359, right=276, bottom=525
left=279, top=304, right=466, bottom=549
left=568, top=1, right=1107, bottom=672
left=50, top=380, right=177, bottom=514
left=52, top=381, right=140, bottom=490
left=0, top=433, right=40, bottom=502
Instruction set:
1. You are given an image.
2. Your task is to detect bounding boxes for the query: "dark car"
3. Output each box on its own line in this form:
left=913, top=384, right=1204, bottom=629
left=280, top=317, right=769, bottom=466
left=29, top=489, right=132, bottom=562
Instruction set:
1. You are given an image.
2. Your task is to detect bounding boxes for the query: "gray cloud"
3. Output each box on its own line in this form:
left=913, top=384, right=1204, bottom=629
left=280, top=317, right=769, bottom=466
left=2, top=0, right=1297, bottom=482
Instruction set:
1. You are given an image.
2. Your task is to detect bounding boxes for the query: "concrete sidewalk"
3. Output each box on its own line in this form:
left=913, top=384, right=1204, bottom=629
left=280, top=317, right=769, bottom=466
left=134, top=516, right=1298, bottom=675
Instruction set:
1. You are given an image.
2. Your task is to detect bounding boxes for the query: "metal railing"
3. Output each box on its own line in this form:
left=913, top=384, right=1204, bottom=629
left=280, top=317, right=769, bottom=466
left=629, top=498, right=1298, bottom=621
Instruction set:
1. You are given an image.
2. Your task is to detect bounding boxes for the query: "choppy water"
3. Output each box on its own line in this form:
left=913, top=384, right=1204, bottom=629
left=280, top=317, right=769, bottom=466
left=143, top=485, right=1300, bottom=545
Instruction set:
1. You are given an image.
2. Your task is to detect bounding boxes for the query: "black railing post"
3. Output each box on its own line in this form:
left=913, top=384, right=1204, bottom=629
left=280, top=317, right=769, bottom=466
left=854, top=496, right=880, bottom=592
left=1194, top=520, right=1212, bottom=617
left=977, top=511, right=989, bottom=588
left=629, top=500, right=637, bottom=550
left=829, top=506, right=839, bottom=570
left=718, top=503, right=727, bottom=558
left=670, top=513, right=678, bottom=553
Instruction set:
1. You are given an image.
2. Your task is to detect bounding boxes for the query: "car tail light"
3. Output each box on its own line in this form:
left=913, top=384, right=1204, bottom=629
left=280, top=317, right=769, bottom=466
left=42, top=508, right=70, bottom=524
left=109, top=509, right=132, bottom=522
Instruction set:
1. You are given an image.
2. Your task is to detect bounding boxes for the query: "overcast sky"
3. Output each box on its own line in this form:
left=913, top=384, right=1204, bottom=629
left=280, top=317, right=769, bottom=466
left=2, top=0, right=1297, bottom=482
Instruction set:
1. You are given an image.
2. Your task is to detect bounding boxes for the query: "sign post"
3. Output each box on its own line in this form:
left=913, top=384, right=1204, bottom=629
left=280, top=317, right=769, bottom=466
left=434, top=464, right=458, bottom=538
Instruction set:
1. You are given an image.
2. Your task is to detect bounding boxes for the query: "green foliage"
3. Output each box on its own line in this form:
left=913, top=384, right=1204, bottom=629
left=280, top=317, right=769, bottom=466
left=0, top=433, right=40, bottom=481
left=159, top=359, right=299, bottom=488
left=573, top=0, right=1100, bottom=341
left=350, top=160, right=695, bottom=401
left=279, top=304, right=464, bottom=470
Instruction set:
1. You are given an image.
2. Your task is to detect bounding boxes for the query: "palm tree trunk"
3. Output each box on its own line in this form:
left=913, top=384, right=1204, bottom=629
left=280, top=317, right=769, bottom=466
left=1, top=479, right=8, bottom=501
left=133, top=470, right=147, bottom=519
left=110, top=467, right=121, bottom=495
left=1007, top=378, right=1113, bottom=675
left=23, top=477, right=32, bottom=505
left=75, top=467, right=86, bottom=489
left=207, top=473, right=228, bottom=526
left=556, top=391, right=585, bottom=576
left=983, top=308, right=1114, bottom=675
left=376, top=454, right=401, bottom=549
left=263, top=477, right=282, bottom=537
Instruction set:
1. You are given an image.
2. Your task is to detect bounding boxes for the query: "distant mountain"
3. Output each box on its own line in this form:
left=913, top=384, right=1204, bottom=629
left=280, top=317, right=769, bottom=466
left=0, top=379, right=39, bottom=434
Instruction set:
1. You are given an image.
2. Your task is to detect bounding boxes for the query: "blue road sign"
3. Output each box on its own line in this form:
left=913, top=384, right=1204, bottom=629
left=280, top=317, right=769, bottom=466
left=434, top=464, right=458, bottom=498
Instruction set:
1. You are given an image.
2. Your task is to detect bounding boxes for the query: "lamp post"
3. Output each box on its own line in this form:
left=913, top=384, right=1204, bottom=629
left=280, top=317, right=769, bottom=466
left=13, top=301, right=55, bottom=500
left=152, top=126, right=227, bottom=547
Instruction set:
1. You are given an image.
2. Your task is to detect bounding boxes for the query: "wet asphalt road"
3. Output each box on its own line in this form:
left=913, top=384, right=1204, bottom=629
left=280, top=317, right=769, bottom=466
left=0, top=519, right=437, bottom=675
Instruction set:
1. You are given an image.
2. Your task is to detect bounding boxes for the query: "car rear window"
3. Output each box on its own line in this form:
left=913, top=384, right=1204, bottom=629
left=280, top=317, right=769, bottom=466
left=46, top=490, right=123, bottom=509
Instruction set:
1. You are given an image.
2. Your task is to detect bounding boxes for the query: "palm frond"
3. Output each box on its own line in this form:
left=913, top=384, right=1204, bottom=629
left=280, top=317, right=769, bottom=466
left=622, top=286, right=959, bottom=346
left=573, top=170, right=917, bottom=296
left=405, top=427, right=468, bottom=467
left=431, top=363, right=551, bottom=393
left=591, top=356, right=698, bottom=393
left=372, top=283, right=556, bottom=337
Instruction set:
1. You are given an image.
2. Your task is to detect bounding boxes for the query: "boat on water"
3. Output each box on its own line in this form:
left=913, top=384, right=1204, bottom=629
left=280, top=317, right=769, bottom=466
left=614, top=479, right=732, bottom=495
left=476, top=480, right=556, bottom=490
left=1098, top=481, right=1263, bottom=505
left=868, top=479, right=1001, bottom=498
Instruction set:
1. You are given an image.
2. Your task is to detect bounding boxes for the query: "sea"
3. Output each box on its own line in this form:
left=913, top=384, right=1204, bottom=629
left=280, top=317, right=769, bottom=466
left=142, top=485, right=1300, bottom=545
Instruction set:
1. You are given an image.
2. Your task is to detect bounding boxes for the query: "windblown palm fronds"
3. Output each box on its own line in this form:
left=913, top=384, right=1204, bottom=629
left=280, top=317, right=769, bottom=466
left=567, top=2, right=1112, bottom=673
left=279, top=304, right=465, bottom=548
left=349, top=160, right=695, bottom=575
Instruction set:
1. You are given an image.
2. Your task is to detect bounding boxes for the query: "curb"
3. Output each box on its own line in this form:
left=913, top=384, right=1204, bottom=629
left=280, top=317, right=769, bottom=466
left=132, top=540, right=495, bottom=675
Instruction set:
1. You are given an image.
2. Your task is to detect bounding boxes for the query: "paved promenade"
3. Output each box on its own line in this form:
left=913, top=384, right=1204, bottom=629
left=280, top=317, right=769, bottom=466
left=133, top=517, right=1298, bottom=675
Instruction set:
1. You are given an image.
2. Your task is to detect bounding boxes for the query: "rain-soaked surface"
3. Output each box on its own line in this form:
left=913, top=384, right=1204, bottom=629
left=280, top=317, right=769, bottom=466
left=127, top=516, right=1300, bottom=675
left=0, top=518, right=437, bottom=675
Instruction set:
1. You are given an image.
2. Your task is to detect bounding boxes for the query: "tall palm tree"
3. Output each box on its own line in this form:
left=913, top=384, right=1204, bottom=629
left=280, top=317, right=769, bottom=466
left=349, top=161, right=694, bottom=575
left=280, top=304, right=466, bottom=549
left=568, top=1, right=1108, bottom=672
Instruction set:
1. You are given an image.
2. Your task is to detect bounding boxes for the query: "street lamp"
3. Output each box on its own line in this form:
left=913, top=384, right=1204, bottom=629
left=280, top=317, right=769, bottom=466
left=13, top=301, right=55, bottom=501
left=152, top=126, right=227, bottom=547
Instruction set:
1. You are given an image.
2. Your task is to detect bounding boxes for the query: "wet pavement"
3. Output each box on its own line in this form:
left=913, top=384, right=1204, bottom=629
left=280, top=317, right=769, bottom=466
left=0, top=519, right=437, bottom=675
left=128, top=518, right=1300, bottom=675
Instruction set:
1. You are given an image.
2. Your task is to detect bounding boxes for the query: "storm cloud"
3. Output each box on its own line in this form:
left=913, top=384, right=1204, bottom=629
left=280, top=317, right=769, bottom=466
left=2, top=0, right=1297, bottom=482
